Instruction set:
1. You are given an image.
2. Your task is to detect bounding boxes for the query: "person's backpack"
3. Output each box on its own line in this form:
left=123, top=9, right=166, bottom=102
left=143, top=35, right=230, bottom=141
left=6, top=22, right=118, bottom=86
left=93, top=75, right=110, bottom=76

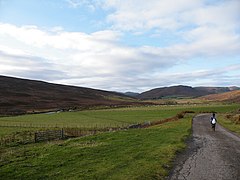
left=211, top=118, right=216, bottom=124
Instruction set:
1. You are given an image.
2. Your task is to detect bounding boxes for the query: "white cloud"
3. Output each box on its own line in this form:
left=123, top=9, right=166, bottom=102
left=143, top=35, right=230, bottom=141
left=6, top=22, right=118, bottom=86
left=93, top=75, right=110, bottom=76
left=0, top=23, right=122, bottom=50
left=0, top=23, right=178, bottom=91
left=128, top=63, right=240, bottom=91
left=0, top=49, right=66, bottom=80
left=101, top=0, right=240, bottom=32
left=100, top=0, right=240, bottom=55
left=66, top=0, right=82, bottom=8
left=0, top=0, right=240, bottom=92
left=101, top=0, right=202, bottom=31
left=65, top=0, right=101, bottom=11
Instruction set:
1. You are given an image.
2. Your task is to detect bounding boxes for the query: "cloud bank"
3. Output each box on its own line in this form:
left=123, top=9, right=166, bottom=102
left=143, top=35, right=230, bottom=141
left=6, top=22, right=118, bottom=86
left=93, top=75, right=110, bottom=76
left=0, top=0, right=240, bottom=92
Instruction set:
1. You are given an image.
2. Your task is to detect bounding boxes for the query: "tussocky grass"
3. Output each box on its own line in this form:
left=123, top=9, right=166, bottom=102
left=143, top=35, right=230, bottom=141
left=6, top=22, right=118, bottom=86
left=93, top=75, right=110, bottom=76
left=218, top=114, right=240, bottom=135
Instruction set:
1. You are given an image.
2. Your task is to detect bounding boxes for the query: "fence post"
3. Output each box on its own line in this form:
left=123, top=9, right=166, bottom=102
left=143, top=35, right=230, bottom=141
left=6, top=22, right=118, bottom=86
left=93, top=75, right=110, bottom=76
left=34, top=132, right=37, bottom=143
left=61, top=128, right=64, bottom=139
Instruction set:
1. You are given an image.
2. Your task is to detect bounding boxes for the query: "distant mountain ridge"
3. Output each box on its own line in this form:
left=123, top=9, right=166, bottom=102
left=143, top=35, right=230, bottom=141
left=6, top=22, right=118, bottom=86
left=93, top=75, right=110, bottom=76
left=123, top=92, right=140, bottom=97
left=0, top=75, right=239, bottom=114
left=195, top=86, right=240, bottom=94
left=138, top=85, right=240, bottom=100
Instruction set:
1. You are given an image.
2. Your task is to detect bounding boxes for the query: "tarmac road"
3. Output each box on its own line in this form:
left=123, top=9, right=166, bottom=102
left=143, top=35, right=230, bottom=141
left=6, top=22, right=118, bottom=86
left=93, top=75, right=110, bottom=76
left=168, top=114, right=240, bottom=180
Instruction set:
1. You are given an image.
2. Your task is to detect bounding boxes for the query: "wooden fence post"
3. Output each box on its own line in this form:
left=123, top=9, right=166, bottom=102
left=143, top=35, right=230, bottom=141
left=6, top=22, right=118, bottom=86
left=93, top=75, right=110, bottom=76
left=34, top=132, right=37, bottom=143
left=61, top=128, right=64, bottom=139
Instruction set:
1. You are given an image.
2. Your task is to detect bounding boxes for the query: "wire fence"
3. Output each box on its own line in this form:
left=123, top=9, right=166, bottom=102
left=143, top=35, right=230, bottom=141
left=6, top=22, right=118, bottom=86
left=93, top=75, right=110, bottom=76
left=0, top=122, right=128, bottom=129
left=0, top=126, right=125, bottom=146
left=0, top=111, right=194, bottom=146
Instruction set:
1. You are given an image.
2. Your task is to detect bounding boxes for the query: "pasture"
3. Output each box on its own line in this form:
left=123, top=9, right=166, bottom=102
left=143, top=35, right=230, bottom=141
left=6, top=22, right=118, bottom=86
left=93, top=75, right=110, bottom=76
left=0, top=116, right=192, bottom=179
left=0, top=103, right=239, bottom=179
left=0, top=104, right=238, bottom=130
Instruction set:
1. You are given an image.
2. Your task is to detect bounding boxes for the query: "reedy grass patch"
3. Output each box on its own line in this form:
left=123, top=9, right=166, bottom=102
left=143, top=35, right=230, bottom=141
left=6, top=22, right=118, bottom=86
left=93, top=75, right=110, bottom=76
left=218, top=114, right=240, bottom=135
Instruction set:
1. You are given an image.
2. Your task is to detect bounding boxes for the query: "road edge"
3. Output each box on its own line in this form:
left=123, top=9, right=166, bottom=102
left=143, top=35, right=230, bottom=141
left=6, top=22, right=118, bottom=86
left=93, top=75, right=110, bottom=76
left=166, top=114, right=199, bottom=180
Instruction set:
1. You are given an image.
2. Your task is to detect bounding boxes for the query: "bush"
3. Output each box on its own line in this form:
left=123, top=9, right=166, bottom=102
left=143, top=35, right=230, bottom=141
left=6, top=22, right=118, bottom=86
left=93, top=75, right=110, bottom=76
left=176, top=113, right=184, bottom=119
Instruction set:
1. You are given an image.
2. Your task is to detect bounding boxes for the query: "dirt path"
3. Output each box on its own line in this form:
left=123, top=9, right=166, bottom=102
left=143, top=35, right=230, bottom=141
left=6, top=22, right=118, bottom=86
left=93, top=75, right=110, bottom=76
left=168, top=114, right=240, bottom=180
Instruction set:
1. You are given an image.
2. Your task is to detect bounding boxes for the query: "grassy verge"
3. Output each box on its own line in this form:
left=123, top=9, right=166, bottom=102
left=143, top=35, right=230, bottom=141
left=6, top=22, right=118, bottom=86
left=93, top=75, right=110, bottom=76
left=218, top=114, right=240, bottom=135
left=0, top=116, right=192, bottom=179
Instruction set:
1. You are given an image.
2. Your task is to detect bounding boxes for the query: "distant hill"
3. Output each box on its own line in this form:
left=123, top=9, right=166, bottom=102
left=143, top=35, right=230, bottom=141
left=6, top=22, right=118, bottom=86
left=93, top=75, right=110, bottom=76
left=200, top=90, right=240, bottom=103
left=195, top=86, right=240, bottom=94
left=0, top=76, right=143, bottom=115
left=123, top=92, right=140, bottom=97
left=138, top=85, right=240, bottom=100
left=1, top=75, right=238, bottom=114
left=138, top=85, right=205, bottom=99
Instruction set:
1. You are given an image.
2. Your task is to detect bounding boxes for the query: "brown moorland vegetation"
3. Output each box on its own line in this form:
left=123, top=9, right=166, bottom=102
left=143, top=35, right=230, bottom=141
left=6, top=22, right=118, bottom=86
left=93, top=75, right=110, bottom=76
left=0, top=76, right=147, bottom=115
left=137, top=85, right=239, bottom=100
left=200, top=90, right=240, bottom=103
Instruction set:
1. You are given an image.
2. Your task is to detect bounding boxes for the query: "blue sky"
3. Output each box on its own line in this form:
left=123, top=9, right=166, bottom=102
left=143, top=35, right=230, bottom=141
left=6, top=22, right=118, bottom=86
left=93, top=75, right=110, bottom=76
left=0, top=0, right=240, bottom=92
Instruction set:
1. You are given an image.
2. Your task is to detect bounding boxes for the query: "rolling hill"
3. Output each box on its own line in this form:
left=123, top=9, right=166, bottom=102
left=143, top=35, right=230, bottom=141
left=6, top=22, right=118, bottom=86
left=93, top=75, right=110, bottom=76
left=195, top=86, right=240, bottom=94
left=1, top=75, right=238, bottom=114
left=200, top=90, right=240, bottom=103
left=138, top=85, right=239, bottom=100
left=138, top=85, right=206, bottom=99
left=0, top=76, right=142, bottom=115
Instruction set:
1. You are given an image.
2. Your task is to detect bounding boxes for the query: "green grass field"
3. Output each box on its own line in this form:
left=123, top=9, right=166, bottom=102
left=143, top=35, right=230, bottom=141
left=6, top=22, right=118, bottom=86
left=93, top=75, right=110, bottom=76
left=0, top=103, right=239, bottom=179
left=0, top=104, right=238, bottom=130
left=0, top=116, right=192, bottom=179
left=0, top=127, right=40, bottom=137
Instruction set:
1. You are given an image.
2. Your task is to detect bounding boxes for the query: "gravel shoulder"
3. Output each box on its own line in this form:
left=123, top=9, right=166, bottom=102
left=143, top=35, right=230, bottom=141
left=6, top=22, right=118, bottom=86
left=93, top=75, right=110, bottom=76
left=168, top=114, right=240, bottom=180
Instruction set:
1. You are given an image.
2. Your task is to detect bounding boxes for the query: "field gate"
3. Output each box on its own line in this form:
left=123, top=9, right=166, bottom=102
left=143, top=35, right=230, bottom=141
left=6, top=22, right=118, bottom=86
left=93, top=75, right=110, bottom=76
left=34, top=129, right=64, bottom=142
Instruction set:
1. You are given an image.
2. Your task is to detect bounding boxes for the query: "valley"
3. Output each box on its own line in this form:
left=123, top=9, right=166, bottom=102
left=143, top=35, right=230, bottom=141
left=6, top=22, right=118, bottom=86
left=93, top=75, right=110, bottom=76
left=0, top=76, right=239, bottom=179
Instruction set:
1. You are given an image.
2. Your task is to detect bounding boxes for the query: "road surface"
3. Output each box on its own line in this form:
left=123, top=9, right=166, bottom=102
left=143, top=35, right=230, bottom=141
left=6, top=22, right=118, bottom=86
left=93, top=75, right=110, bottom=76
left=168, top=114, right=240, bottom=180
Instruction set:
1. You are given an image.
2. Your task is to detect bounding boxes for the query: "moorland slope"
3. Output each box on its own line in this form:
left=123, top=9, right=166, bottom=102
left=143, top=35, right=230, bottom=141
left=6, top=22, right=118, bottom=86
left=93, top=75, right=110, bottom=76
left=200, top=90, right=240, bottom=103
left=138, top=85, right=239, bottom=100
left=0, top=76, right=142, bottom=115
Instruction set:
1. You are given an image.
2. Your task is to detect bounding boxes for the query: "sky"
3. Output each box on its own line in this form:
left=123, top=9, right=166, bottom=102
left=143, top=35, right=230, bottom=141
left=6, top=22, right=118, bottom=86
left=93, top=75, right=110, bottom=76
left=0, top=0, right=240, bottom=92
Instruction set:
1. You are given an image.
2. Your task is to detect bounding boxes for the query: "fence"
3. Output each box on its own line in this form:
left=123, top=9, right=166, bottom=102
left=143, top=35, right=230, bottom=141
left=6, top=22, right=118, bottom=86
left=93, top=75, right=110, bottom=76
left=34, top=129, right=64, bottom=142
left=0, top=122, right=128, bottom=129
left=0, top=127, right=119, bottom=146
left=0, top=111, right=194, bottom=146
